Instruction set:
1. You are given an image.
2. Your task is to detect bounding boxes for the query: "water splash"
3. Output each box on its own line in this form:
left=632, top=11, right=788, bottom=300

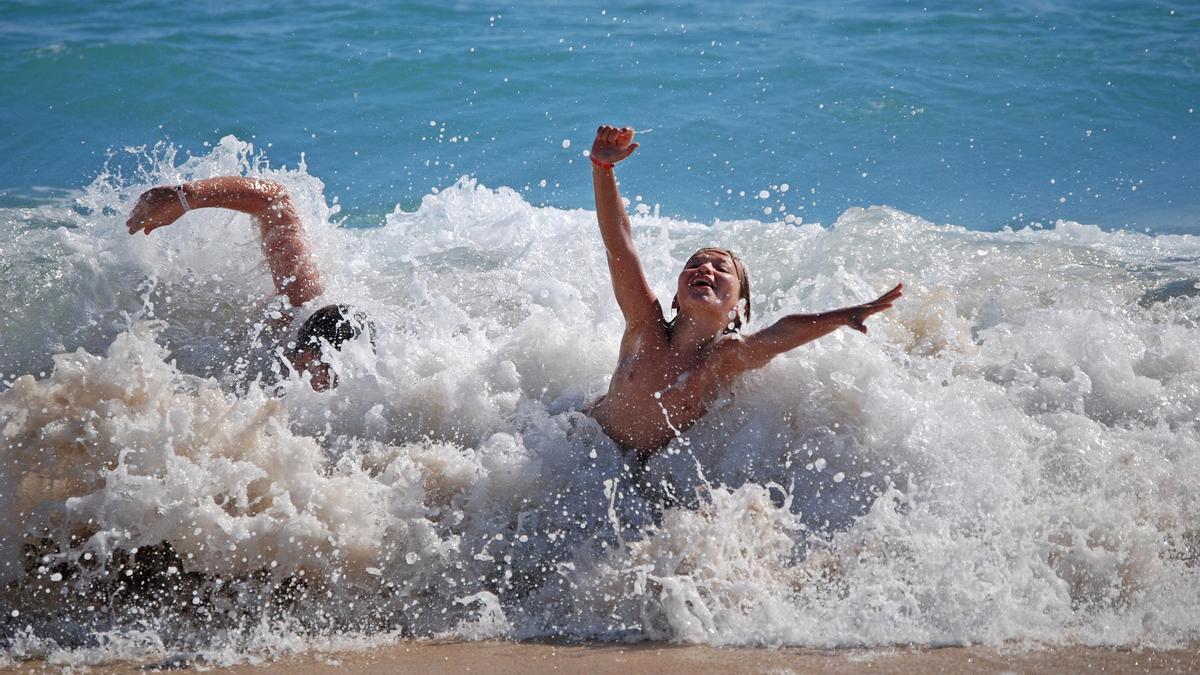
left=2, top=137, right=1199, bottom=665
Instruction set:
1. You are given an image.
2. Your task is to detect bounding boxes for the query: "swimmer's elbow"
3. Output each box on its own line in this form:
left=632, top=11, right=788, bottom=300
left=254, top=180, right=293, bottom=212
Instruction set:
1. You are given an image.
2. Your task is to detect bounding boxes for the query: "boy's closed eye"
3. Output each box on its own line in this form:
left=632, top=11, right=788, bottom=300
left=686, top=257, right=732, bottom=271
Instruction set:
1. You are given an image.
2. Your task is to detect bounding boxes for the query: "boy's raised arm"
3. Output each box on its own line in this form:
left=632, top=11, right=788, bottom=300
left=591, top=125, right=659, bottom=326
left=126, top=177, right=325, bottom=308
left=728, top=284, right=903, bottom=372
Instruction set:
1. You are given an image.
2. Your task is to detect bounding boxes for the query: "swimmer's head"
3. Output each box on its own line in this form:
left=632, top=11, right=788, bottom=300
left=673, top=247, right=751, bottom=331
left=286, top=304, right=376, bottom=391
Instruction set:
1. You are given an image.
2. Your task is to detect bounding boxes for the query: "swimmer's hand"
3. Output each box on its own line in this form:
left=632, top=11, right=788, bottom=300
left=841, top=283, right=903, bottom=333
left=126, top=186, right=187, bottom=235
left=590, top=125, right=639, bottom=167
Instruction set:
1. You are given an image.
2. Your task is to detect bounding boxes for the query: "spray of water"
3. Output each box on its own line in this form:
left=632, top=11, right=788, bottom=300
left=1, top=136, right=1198, bottom=665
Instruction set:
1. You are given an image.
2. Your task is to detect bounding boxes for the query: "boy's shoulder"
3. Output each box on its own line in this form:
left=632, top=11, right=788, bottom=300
left=706, top=331, right=746, bottom=358
left=705, top=331, right=757, bottom=377
left=716, top=330, right=747, bottom=346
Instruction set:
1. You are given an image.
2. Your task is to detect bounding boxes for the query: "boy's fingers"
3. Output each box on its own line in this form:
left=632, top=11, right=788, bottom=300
left=877, top=284, right=902, bottom=301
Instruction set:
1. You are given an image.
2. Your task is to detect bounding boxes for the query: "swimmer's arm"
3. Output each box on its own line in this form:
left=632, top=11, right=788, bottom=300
left=725, top=284, right=903, bottom=372
left=126, top=177, right=324, bottom=307
left=591, top=125, right=657, bottom=325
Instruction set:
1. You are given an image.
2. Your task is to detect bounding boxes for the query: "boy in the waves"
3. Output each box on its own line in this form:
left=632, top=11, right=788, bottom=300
left=125, top=177, right=372, bottom=391
left=585, top=125, right=902, bottom=460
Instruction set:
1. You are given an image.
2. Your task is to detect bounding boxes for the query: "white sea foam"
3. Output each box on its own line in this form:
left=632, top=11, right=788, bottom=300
left=1, top=137, right=1198, bottom=664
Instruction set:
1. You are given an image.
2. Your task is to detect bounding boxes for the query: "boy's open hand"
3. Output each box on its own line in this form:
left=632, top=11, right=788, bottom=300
left=126, top=186, right=186, bottom=235
left=591, top=125, right=639, bottom=166
left=844, top=283, right=903, bottom=333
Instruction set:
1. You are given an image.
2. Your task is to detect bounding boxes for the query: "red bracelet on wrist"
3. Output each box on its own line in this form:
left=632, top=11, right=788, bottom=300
left=590, top=155, right=614, bottom=170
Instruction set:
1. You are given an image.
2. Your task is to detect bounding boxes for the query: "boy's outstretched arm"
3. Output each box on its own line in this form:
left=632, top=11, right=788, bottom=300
left=126, top=177, right=324, bottom=307
left=591, top=125, right=658, bottom=326
left=729, top=284, right=903, bottom=372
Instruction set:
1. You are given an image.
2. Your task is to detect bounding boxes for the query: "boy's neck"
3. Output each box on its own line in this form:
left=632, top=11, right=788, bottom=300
left=669, top=311, right=728, bottom=352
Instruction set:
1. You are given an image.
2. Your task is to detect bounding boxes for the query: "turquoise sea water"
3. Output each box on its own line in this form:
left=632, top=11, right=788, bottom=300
left=1, top=0, right=1197, bottom=231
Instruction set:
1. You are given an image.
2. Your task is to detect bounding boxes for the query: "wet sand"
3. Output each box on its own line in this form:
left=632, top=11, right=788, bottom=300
left=20, top=640, right=1197, bottom=674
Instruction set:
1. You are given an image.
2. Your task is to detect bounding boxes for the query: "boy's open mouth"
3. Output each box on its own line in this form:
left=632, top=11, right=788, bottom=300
left=690, top=278, right=714, bottom=289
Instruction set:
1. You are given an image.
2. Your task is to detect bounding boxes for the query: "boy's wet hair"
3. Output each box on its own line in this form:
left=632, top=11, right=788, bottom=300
left=690, top=247, right=752, bottom=330
left=293, top=304, right=376, bottom=356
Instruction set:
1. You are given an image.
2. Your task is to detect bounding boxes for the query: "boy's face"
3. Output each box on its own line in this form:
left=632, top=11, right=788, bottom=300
left=289, top=347, right=335, bottom=391
left=675, top=249, right=742, bottom=322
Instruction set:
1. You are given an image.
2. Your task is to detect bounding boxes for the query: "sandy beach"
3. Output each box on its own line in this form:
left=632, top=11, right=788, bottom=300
left=10, top=641, right=1194, bottom=674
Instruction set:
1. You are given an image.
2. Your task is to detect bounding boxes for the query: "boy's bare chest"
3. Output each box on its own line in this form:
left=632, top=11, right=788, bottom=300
left=612, top=341, right=714, bottom=404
